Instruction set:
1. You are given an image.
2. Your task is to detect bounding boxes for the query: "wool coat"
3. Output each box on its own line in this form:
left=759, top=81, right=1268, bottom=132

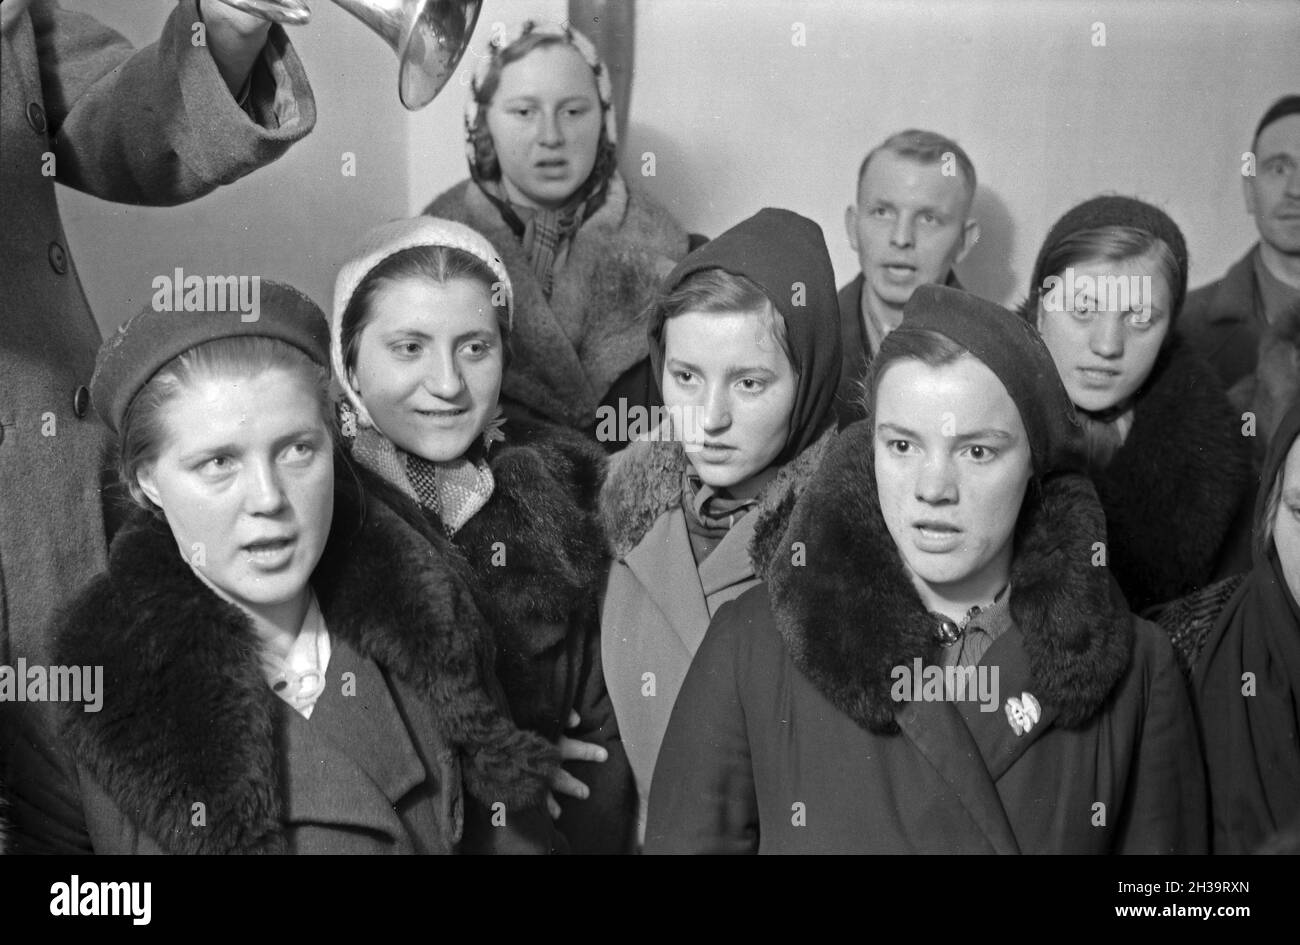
left=0, top=0, right=315, bottom=677
left=645, top=423, right=1208, bottom=854
left=3, top=481, right=560, bottom=854
left=600, top=428, right=836, bottom=837
left=1085, top=337, right=1255, bottom=614
left=424, top=177, right=689, bottom=437
left=1181, top=246, right=1265, bottom=391
left=355, top=419, right=635, bottom=854
left=833, top=271, right=962, bottom=425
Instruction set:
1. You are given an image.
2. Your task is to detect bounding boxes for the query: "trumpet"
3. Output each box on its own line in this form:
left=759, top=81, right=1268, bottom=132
left=220, top=0, right=482, bottom=110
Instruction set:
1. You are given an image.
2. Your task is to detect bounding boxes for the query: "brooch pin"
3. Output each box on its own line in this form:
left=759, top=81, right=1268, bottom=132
left=1004, top=691, right=1041, bottom=736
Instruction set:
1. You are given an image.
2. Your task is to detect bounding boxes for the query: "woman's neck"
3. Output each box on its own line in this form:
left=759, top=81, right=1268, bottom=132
left=911, top=555, right=1012, bottom=625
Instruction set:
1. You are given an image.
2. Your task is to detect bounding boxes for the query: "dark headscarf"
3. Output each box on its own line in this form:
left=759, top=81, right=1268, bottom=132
left=648, top=207, right=842, bottom=465
left=1193, top=398, right=1300, bottom=853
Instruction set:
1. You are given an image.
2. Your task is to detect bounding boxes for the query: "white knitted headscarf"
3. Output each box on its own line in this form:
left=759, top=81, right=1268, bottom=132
left=331, top=217, right=514, bottom=533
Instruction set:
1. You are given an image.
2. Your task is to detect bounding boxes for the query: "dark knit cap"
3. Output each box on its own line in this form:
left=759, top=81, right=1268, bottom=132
left=91, top=280, right=330, bottom=435
left=1030, top=195, right=1190, bottom=320
left=648, top=207, right=843, bottom=464
left=1255, top=94, right=1300, bottom=143
left=896, top=284, right=1084, bottom=475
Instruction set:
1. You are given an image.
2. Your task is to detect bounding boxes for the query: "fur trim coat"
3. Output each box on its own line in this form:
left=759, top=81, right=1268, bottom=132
left=1088, top=337, right=1254, bottom=614
left=355, top=419, right=632, bottom=854
left=600, top=427, right=837, bottom=839
left=425, top=177, right=689, bottom=435
left=645, top=423, right=1207, bottom=854
left=3, top=480, right=559, bottom=854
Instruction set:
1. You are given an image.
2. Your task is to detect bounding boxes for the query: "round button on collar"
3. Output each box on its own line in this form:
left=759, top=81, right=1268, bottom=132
left=48, top=241, right=68, bottom=274
left=73, top=385, right=91, bottom=419
left=26, top=101, right=47, bottom=135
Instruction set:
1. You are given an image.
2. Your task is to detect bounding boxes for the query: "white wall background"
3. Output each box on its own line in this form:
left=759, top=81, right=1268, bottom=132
left=57, top=0, right=1300, bottom=331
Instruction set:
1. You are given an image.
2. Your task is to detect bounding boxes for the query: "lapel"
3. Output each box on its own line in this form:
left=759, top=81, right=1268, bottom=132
left=953, top=627, right=1060, bottom=782
left=624, top=507, right=711, bottom=657
left=697, top=508, right=759, bottom=603
left=278, top=637, right=427, bottom=842
left=894, top=699, right=1021, bottom=853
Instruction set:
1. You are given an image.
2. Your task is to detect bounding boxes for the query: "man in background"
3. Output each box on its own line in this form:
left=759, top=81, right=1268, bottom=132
left=838, top=128, right=980, bottom=422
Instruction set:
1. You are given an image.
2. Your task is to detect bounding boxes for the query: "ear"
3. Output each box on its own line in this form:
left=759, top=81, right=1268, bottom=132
left=955, top=218, right=981, bottom=264
left=844, top=204, right=860, bottom=253
left=136, top=463, right=163, bottom=508
left=347, top=367, right=360, bottom=398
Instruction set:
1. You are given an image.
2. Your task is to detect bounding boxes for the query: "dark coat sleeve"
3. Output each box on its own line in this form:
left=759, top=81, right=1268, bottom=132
left=3, top=702, right=93, bottom=854
left=32, top=0, right=314, bottom=204
left=644, top=598, right=760, bottom=854
left=1112, top=622, right=1209, bottom=854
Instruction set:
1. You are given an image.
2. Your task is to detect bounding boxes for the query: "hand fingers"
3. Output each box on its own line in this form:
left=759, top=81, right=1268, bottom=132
left=549, top=768, right=590, bottom=801
left=558, top=735, right=608, bottom=764
left=546, top=791, right=562, bottom=820
left=567, top=709, right=581, bottom=729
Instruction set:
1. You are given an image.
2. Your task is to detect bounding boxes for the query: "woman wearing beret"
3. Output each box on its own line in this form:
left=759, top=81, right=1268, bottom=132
left=645, top=285, right=1206, bottom=854
left=601, top=208, right=843, bottom=845
left=333, top=217, right=633, bottom=854
left=4, top=283, right=558, bottom=854
left=1160, top=399, right=1300, bottom=853
left=424, top=20, right=691, bottom=442
left=1022, top=196, right=1254, bottom=616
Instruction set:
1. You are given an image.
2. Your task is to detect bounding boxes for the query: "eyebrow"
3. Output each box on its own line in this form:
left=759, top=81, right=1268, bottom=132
left=175, top=426, right=324, bottom=463
left=877, top=421, right=1013, bottom=442
left=666, top=357, right=779, bottom=379
left=500, top=94, right=595, bottom=106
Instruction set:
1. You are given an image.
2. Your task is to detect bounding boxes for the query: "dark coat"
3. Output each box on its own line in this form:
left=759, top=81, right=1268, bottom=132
left=425, top=177, right=689, bottom=437
left=4, top=480, right=559, bottom=854
left=0, top=0, right=314, bottom=675
left=1087, top=337, right=1255, bottom=614
left=1180, top=247, right=1262, bottom=391
left=834, top=270, right=962, bottom=425
left=645, top=423, right=1207, bottom=854
left=355, top=419, right=634, bottom=854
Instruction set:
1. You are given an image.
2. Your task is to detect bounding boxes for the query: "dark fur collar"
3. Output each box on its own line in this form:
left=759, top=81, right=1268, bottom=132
left=53, top=482, right=557, bottom=854
left=1091, top=337, right=1253, bottom=611
left=600, top=425, right=838, bottom=560
left=762, top=422, right=1133, bottom=735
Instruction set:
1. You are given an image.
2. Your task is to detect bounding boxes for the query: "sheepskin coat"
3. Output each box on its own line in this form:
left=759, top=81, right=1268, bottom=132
left=645, top=423, right=1207, bottom=854
left=425, top=177, right=689, bottom=436
left=356, top=419, right=635, bottom=854
left=3, top=480, right=559, bottom=854
left=600, top=427, right=836, bottom=838
left=1086, top=337, right=1255, bottom=614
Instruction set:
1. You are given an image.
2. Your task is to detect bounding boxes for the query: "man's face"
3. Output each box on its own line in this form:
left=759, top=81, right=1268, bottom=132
left=1246, top=114, right=1300, bottom=256
left=846, top=151, right=978, bottom=316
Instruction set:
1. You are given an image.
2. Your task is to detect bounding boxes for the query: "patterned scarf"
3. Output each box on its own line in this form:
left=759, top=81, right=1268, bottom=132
left=463, top=20, right=620, bottom=298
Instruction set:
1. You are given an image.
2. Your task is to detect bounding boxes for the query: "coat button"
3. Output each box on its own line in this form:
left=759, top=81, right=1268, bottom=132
left=48, top=241, right=68, bottom=274
left=26, top=101, right=46, bottom=135
left=73, top=385, right=91, bottom=419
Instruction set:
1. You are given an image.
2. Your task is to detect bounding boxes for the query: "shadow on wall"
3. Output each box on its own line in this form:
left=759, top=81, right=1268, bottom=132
left=621, top=120, right=726, bottom=243
left=962, top=187, right=1020, bottom=308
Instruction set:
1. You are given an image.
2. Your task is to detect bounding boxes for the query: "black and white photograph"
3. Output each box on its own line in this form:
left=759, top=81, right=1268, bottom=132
left=0, top=0, right=1297, bottom=907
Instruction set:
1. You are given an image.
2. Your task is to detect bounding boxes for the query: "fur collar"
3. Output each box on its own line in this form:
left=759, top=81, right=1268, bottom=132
left=53, top=483, right=558, bottom=854
left=762, top=422, right=1133, bottom=735
left=1092, top=337, right=1254, bottom=611
left=427, top=180, right=688, bottom=428
left=601, top=426, right=838, bottom=562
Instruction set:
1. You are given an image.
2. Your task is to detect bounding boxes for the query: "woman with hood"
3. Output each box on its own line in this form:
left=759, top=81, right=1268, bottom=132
left=645, top=284, right=1206, bottom=854
left=1022, top=196, right=1254, bottom=616
left=4, top=284, right=557, bottom=853
left=600, top=207, right=843, bottom=844
left=1160, top=398, right=1300, bottom=853
left=333, top=217, right=632, bottom=853
left=425, top=20, right=691, bottom=442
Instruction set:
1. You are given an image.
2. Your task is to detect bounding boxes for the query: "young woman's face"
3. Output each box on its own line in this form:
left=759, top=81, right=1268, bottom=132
left=874, top=356, right=1033, bottom=610
left=1035, top=253, right=1172, bottom=412
left=485, top=43, right=602, bottom=211
left=662, top=308, right=797, bottom=492
left=350, top=276, right=503, bottom=463
left=1273, top=438, right=1300, bottom=606
left=137, top=367, right=334, bottom=629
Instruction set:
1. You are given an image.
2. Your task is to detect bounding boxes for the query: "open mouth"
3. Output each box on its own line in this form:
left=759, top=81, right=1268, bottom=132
left=243, top=536, right=296, bottom=567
